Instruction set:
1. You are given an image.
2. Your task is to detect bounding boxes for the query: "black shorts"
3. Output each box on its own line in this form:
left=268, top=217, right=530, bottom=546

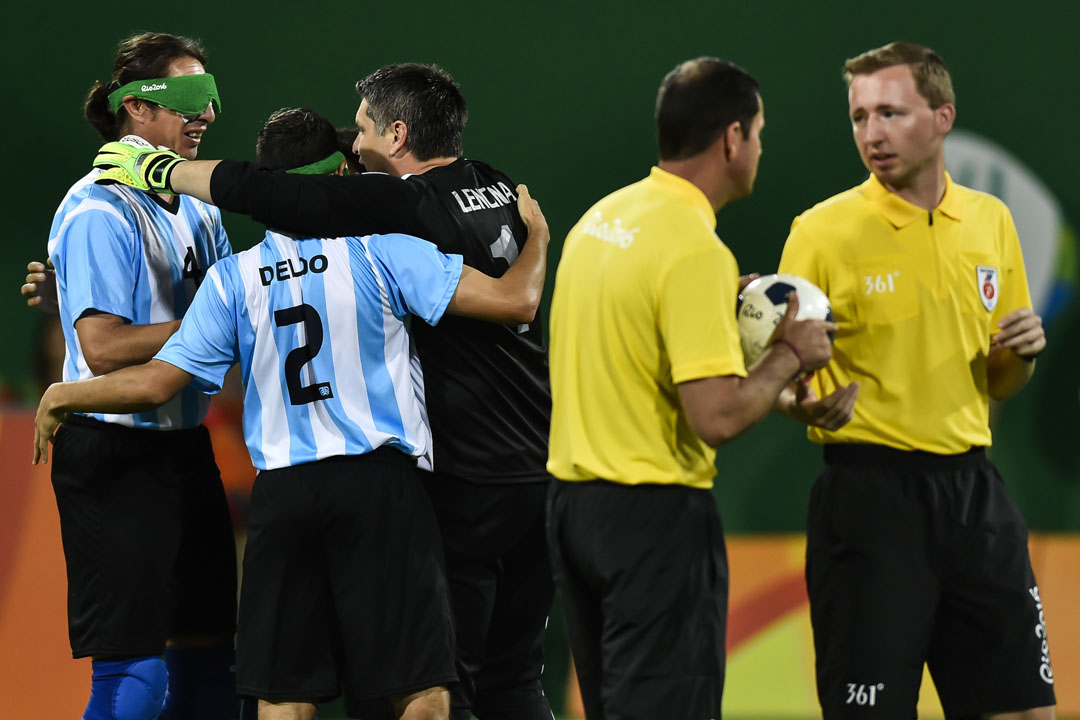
left=807, top=444, right=1057, bottom=719
left=547, top=480, right=728, bottom=720
left=50, top=415, right=237, bottom=658
left=237, top=449, right=456, bottom=719
left=421, top=472, right=553, bottom=720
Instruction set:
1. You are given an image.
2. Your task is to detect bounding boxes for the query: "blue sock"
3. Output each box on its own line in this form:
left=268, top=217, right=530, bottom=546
left=160, top=646, right=237, bottom=720
left=83, top=656, right=168, bottom=720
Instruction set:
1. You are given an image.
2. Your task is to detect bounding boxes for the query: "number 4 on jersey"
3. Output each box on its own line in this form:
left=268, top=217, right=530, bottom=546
left=182, top=246, right=203, bottom=287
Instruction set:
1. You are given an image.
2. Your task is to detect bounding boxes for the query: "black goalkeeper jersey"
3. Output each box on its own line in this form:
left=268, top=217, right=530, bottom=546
left=211, top=158, right=550, bottom=482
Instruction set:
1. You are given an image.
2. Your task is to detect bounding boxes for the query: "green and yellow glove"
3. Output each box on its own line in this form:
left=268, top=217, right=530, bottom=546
left=93, top=135, right=186, bottom=194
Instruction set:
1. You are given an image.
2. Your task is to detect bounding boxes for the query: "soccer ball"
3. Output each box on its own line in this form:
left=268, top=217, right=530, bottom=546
left=737, top=274, right=832, bottom=367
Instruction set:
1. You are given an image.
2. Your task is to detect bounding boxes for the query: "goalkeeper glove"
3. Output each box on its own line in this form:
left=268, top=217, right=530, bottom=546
left=94, top=138, right=185, bottom=194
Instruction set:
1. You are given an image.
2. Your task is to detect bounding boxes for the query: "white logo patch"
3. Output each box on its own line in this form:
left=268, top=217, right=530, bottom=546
left=1029, top=585, right=1054, bottom=685
left=580, top=210, right=639, bottom=249
left=977, top=265, right=998, bottom=312
left=845, top=683, right=884, bottom=706
left=118, top=134, right=156, bottom=149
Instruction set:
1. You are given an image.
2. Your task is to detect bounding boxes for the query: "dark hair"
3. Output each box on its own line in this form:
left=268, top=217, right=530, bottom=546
left=85, top=33, right=208, bottom=141
left=655, top=57, right=760, bottom=161
left=255, top=108, right=339, bottom=171
left=355, top=63, right=467, bottom=161
left=843, top=42, right=955, bottom=108
left=335, top=126, right=364, bottom=173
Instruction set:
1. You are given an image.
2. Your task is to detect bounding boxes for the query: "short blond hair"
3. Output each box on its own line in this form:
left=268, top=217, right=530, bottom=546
left=843, top=42, right=955, bottom=108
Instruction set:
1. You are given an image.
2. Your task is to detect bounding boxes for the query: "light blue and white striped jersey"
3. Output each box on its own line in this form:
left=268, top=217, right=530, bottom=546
left=48, top=169, right=231, bottom=429
left=155, top=230, right=463, bottom=471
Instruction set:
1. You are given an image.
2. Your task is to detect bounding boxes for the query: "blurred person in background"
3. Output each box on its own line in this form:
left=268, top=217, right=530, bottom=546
left=336, top=126, right=365, bottom=174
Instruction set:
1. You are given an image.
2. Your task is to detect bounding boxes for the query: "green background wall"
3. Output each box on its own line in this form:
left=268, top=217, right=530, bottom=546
left=3, top=1, right=1078, bottom=532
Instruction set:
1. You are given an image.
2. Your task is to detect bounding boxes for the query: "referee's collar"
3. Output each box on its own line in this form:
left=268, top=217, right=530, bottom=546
left=863, top=172, right=964, bottom=228
left=648, top=166, right=716, bottom=230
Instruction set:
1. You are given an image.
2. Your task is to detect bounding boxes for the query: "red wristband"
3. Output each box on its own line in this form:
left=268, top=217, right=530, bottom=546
left=771, top=337, right=805, bottom=376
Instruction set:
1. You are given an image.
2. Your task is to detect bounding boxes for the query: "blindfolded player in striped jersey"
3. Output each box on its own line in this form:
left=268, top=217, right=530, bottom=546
left=35, top=32, right=237, bottom=720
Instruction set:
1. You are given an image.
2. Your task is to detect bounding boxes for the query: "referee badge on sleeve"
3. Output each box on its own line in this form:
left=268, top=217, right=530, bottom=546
left=977, top=265, right=998, bottom=312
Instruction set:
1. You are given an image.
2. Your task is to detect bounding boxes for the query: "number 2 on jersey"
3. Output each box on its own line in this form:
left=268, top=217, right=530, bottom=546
left=274, top=303, right=334, bottom=405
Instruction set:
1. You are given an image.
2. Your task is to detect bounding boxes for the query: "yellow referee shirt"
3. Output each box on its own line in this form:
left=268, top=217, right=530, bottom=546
left=547, top=167, right=746, bottom=489
left=779, top=173, right=1032, bottom=453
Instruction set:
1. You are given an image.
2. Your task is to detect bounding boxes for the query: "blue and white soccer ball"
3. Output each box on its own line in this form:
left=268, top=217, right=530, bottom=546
left=736, top=273, right=832, bottom=367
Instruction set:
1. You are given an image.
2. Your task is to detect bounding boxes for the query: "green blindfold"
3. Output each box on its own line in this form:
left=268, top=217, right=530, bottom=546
left=286, top=151, right=348, bottom=176
left=108, top=74, right=221, bottom=116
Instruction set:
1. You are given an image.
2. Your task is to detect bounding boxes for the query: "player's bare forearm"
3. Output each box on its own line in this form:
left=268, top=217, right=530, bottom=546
left=498, top=185, right=550, bottom=319
left=449, top=266, right=538, bottom=325
left=678, top=344, right=802, bottom=447
left=169, top=160, right=219, bottom=203
left=680, top=291, right=836, bottom=446
left=76, top=314, right=182, bottom=375
left=44, top=360, right=189, bottom=415
left=987, top=347, right=1036, bottom=401
left=447, top=185, right=549, bottom=325
left=33, top=360, right=193, bottom=464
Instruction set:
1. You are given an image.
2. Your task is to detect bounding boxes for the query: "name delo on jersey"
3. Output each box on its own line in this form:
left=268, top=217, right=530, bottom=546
left=260, top=254, right=329, bottom=286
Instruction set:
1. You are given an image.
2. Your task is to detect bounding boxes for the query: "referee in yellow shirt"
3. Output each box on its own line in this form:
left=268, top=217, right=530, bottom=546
left=547, top=58, right=836, bottom=720
left=778, top=42, right=1055, bottom=720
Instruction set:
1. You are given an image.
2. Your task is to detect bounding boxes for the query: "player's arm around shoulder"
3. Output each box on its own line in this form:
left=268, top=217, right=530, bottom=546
left=33, top=360, right=194, bottom=464
left=76, top=314, right=183, bottom=376
left=446, top=184, right=549, bottom=325
left=679, top=292, right=836, bottom=447
left=52, top=203, right=183, bottom=375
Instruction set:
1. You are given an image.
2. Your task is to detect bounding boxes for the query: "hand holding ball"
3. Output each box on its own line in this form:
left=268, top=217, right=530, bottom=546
left=737, top=274, right=835, bottom=377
